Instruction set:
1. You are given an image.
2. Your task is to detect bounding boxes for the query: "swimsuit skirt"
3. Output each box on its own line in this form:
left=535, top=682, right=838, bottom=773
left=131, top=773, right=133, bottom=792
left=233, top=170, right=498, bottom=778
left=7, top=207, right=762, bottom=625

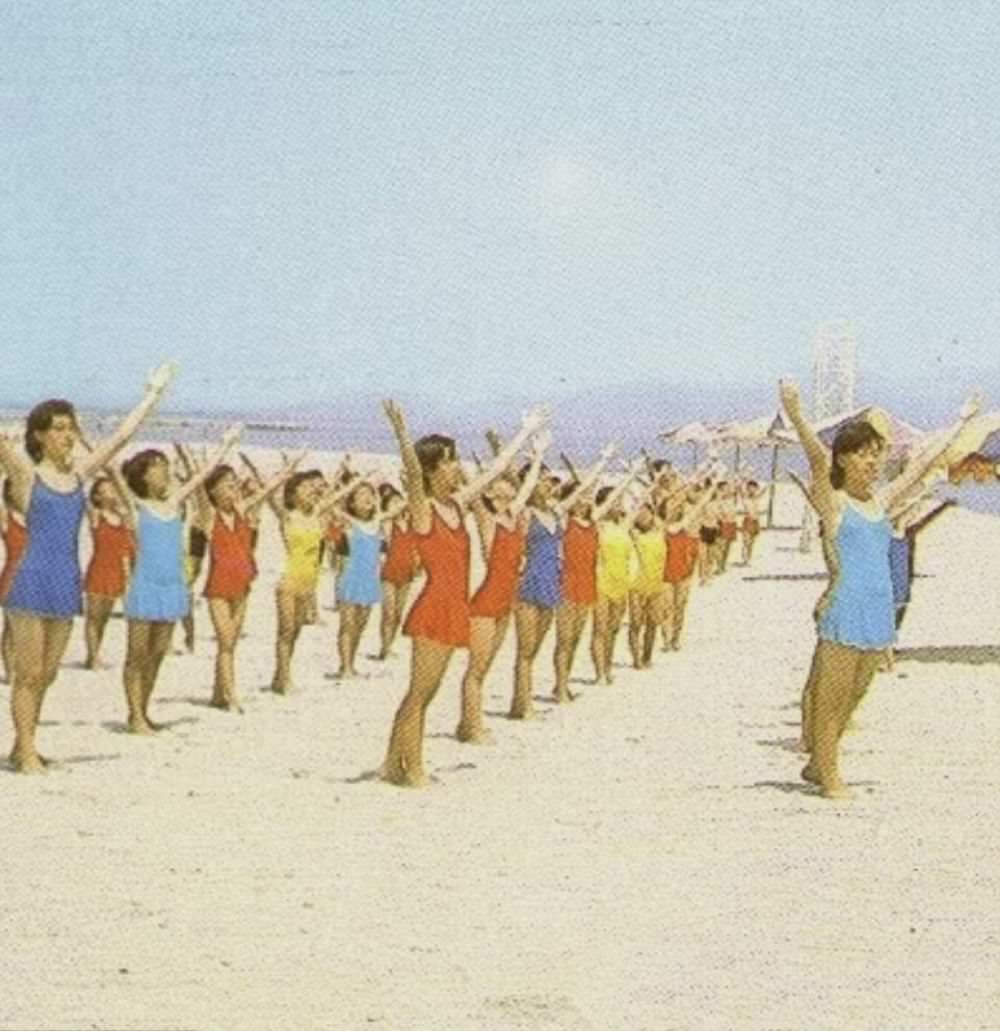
left=403, top=505, right=471, bottom=647
left=5, top=476, right=86, bottom=619
left=633, top=530, right=667, bottom=596
left=664, top=531, right=700, bottom=584
left=596, top=522, right=634, bottom=602
left=337, top=523, right=383, bottom=606
left=84, top=517, right=135, bottom=598
left=470, top=522, right=524, bottom=619
left=518, top=514, right=563, bottom=610
left=124, top=505, right=190, bottom=623
left=561, top=519, right=598, bottom=606
left=817, top=502, right=895, bottom=651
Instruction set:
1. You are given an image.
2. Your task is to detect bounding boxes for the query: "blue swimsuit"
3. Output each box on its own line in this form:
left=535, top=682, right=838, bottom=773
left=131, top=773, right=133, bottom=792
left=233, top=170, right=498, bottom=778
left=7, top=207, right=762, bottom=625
left=817, top=500, right=895, bottom=650
left=336, top=523, right=383, bottom=606
left=518, top=513, right=563, bottom=610
left=124, top=504, right=190, bottom=623
left=4, top=475, right=86, bottom=619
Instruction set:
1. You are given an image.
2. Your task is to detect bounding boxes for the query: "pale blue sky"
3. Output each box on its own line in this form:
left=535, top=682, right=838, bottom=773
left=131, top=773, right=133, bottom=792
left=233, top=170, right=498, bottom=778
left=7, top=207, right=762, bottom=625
left=3, top=1, right=999, bottom=411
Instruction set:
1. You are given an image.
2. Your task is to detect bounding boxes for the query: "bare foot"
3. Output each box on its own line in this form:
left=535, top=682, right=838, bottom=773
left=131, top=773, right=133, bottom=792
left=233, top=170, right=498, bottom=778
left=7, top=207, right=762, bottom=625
left=456, top=725, right=495, bottom=745
left=795, top=736, right=809, bottom=754
left=11, top=752, right=47, bottom=774
left=821, top=783, right=853, bottom=800
left=127, top=719, right=156, bottom=736
left=271, top=681, right=292, bottom=696
left=378, top=762, right=430, bottom=788
left=552, top=691, right=572, bottom=705
left=800, top=763, right=820, bottom=785
left=507, top=706, right=536, bottom=721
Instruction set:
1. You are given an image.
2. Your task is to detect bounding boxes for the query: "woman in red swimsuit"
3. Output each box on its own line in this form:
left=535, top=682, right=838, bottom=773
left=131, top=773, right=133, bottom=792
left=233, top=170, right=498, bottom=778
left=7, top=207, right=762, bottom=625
left=377, top=483, right=418, bottom=661
left=379, top=400, right=547, bottom=787
left=200, top=455, right=301, bottom=711
left=662, top=483, right=714, bottom=651
left=83, top=476, right=135, bottom=670
left=455, top=433, right=548, bottom=744
left=0, top=478, right=28, bottom=683
left=551, top=450, right=631, bottom=702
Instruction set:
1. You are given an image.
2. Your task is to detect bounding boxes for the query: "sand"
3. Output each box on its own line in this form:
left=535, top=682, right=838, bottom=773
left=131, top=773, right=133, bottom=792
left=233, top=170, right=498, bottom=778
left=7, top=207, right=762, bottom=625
left=2, top=476, right=1000, bottom=1031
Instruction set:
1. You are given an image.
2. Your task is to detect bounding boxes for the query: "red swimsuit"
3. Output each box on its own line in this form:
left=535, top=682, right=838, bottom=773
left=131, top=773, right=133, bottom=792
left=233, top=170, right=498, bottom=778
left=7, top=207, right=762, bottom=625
left=84, top=516, right=135, bottom=598
left=381, top=523, right=418, bottom=586
left=561, top=519, right=598, bottom=606
left=469, top=521, right=524, bottom=619
left=403, top=505, right=471, bottom=648
left=204, top=513, right=257, bottom=600
left=0, top=518, right=28, bottom=603
left=664, top=531, right=700, bottom=584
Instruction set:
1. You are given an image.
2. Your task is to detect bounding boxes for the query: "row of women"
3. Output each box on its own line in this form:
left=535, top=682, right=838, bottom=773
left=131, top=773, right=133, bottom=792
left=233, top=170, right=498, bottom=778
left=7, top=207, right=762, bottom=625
left=0, top=363, right=767, bottom=779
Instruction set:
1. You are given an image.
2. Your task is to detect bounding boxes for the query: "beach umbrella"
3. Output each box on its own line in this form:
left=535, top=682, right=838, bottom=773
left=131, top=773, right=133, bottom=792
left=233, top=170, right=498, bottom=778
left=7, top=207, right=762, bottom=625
left=659, top=421, right=717, bottom=467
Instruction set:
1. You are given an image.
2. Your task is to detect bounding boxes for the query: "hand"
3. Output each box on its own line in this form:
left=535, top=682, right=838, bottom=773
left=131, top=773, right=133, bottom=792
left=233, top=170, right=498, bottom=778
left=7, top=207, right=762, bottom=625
left=285, top=449, right=308, bottom=470
left=222, top=424, right=244, bottom=448
left=779, top=378, right=802, bottom=414
left=520, top=407, right=550, bottom=435
left=383, top=400, right=407, bottom=435
left=147, top=362, right=177, bottom=394
left=600, top=442, right=618, bottom=462
left=959, top=395, right=981, bottom=421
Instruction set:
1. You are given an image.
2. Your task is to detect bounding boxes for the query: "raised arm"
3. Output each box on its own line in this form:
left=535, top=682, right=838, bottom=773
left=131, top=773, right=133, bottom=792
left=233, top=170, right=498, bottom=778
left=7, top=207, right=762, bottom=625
left=591, top=457, right=644, bottom=522
left=511, top=430, right=552, bottom=518
left=172, top=424, right=243, bottom=508
left=240, top=450, right=306, bottom=519
left=560, top=451, right=582, bottom=485
left=879, top=397, right=980, bottom=511
left=0, top=433, right=34, bottom=514
left=454, top=408, right=549, bottom=508
left=80, top=363, right=176, bottom=480
left=383, top=400, right=431, bottom=533
left=484, top=429, right=504, bottom=458
left=554, top=443, right=617, bottom=517
left=779, top=379, right=833, bottom=518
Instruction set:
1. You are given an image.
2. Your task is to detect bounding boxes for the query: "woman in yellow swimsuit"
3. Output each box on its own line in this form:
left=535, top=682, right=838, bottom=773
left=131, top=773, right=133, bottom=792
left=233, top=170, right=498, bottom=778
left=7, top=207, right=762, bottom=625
left=629, top=503, right=666, bottom=669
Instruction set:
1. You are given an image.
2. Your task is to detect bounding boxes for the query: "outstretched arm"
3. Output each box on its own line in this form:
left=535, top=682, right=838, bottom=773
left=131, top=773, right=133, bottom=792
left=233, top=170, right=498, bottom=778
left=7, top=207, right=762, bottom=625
left=779, top=379, right=834, bottom=520
left=454, top=407, right=549, bottom=508
left=591, top=457, right=644, bottom=522
left=80, top=363, right=176, bottom=480
left=560, top=451, right=581, bottom=485
left=0, top=433, right=34, bottom=514
left=511, top=430, right=552, bottom=518
left=240, top=451, right=306, bottom=519
left=383, top=400, right=431, bottom=534
left=880, top=397, right=980, bottom=511
left=172, top=425, right=242, bottom=508
left=554, top=443, right=617, bottom=517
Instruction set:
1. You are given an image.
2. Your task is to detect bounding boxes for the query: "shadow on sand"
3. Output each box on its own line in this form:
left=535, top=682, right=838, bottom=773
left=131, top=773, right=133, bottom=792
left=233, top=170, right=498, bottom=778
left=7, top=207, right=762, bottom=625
left=895, top=645, right=1000, bottom=666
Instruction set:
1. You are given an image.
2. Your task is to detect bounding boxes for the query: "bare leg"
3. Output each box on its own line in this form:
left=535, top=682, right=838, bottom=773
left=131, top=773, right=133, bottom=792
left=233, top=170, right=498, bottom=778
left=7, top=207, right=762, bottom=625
left=604, top=598, right=627, bottom=682
left=458, top=616, right=497, bottom=742
left=124, top=621, right=155, bottom=734
left=671, top=579, right=692, bottom=649
left=272, top=589, right=304, bottom=694
left=592, top=597, right=611, bottom=684
left=2, top=612, right=13, bottom=684
left=510, top=604, right=553, bottom=718
left=554, top=603, right=588, bottom=701
left=141, top=621, right=175, bottom=728
left=628, top=593, right=645, bottom=669
left=84, top=593, right=116, bottom=670
left=9, top=614, right=73, bottom=771
left=209, top=595, right=248, bottom=710
left=378, top=581, right=410, bottom=660
left=382, top=636, right=453, bottom=786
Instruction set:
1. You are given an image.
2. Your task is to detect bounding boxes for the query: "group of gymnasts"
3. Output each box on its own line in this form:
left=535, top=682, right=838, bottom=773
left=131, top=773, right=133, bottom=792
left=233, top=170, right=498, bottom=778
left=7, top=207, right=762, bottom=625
left=0, top=363, right=767, bottom=780
left=0, top=363, right=974, bottom=798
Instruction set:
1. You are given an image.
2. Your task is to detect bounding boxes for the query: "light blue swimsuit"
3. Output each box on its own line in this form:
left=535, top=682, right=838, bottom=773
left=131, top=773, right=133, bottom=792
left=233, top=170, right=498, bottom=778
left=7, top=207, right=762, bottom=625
left=336, top=523, right=383, bottom=606
left=817, top=501, right=895, bottom=650
left=124, top=504, right=189, bottom=623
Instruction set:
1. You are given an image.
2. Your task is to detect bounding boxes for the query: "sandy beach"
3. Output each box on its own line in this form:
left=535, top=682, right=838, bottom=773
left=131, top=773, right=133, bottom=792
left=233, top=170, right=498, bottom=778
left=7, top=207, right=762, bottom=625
left=2, top=472, right=999, bottom=1031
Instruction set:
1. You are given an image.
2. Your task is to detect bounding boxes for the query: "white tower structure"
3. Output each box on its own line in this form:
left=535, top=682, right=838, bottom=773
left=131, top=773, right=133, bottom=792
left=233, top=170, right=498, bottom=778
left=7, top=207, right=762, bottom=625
left=812, top=319, right=857, bottom=420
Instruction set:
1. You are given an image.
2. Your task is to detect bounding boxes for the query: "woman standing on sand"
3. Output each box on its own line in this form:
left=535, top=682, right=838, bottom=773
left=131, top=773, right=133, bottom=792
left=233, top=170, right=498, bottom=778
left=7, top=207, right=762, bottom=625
left=455, top=433, right=548, bottom=743
left=661, top=483, right=714, bottom=653
left=380, top=401, right=546, bottom=785
left=0, top=363, right=175, bottom=771
left=377, top=483, right=418, bottom=661
left=82, top=475, right=135, bottom=671
left=118, top=425, right=242, bottom=734
left=200, top=455, right=300, bottom=711
left=780, top=380, right=977, bottom=798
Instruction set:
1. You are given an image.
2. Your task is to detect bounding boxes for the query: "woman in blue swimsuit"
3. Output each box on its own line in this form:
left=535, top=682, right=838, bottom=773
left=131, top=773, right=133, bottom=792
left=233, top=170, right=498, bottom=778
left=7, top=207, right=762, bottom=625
left=0, top=364, right=175, bottom=772
left=781, top=380, right=978, bottom=798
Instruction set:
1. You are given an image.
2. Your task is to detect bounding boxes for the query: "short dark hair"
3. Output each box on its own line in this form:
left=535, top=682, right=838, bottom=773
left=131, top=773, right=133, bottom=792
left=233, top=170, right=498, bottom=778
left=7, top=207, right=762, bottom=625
left=89, top=475, right=113, bottom=506
left=414, top=434, right=457, bottom=488
left=204, top=464, right=236, bottom=505
left=25, top=399, right=78, bottom=464
left=283, top=470, right=316, bottom=510
left=830, top=421, right=885, bottom=489
left=122, top=450, right=167, bottom=499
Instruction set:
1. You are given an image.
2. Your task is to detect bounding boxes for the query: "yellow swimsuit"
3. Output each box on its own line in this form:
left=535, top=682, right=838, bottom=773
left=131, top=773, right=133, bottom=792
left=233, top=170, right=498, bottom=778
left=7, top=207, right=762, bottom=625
left=597, top=522, right=635, bottom=602
left=280, top=513, right=323, bottom=595
left=632, top=529, right=666, bottom=597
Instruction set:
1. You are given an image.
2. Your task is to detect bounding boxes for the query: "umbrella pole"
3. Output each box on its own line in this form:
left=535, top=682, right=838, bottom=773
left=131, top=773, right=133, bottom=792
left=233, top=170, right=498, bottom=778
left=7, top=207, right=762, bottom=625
left=766, top=444, right=779, bottom=527
left=735, top=443, right=741, bottom=471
